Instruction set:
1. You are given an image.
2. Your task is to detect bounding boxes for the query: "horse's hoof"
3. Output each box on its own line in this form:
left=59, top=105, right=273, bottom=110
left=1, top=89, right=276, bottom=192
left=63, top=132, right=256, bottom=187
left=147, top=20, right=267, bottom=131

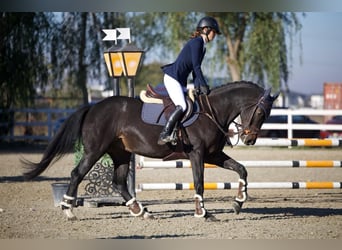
left=143, top=211, right=155, bottom=220
left=205, top=212, right=220, bottom=222
left=64, top=208, right=78, bottom=221
left=232, top=201, right=242, bottom=215
left=194, top=207, right=206, bottom=218
left=67, top=215, right=78, bottom=221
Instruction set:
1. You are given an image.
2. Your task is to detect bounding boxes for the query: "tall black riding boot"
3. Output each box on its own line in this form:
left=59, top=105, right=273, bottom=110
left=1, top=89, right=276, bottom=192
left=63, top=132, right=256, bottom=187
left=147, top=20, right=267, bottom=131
left=158, top=105, right=184, bottom=145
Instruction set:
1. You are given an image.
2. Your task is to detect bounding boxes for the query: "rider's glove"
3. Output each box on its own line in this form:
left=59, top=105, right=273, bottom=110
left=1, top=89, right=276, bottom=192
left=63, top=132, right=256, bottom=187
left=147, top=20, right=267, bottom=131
left=195, top=85, right=210, bottom=96
left=200, top=85, right=210, bottom=95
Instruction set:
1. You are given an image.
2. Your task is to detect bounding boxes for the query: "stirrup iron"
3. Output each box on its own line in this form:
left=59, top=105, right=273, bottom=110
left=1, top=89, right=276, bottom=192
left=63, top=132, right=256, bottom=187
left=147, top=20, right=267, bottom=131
left=169, top=122, right=179, bottom=145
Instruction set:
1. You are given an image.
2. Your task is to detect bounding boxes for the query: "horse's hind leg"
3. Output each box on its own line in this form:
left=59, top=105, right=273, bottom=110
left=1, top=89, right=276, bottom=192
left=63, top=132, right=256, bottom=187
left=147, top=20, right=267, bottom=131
left=109, top=149, right=154, bottom=219
left=61, top=153, right=102, bottom=220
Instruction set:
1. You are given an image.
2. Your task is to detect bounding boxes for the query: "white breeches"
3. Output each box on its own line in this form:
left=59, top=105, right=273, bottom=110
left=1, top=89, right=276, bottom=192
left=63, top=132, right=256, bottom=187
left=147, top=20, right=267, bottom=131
left=163, top=74, right=187, bottom=112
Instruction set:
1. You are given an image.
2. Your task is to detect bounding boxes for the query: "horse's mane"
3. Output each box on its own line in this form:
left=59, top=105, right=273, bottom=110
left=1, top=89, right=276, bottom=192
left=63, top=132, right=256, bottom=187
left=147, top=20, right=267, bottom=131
left=211, top=81, right=264, bottom=93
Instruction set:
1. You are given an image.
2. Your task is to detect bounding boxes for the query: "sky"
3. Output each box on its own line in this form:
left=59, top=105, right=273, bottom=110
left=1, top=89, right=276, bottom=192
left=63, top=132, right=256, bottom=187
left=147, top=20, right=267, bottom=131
left=288, top=12, right=342, bottom=95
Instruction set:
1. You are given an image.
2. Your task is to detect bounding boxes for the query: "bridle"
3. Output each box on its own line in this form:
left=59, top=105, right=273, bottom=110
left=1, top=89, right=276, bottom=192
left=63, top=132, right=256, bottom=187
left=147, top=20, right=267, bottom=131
left=198, top=92, right=271, bottom=146
left=239, top=93, right=272, bottom=136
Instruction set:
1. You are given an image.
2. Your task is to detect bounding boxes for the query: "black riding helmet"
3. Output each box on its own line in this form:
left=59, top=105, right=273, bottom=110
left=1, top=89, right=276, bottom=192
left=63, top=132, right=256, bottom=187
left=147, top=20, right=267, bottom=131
left=197, top=16, right=221, bottom=35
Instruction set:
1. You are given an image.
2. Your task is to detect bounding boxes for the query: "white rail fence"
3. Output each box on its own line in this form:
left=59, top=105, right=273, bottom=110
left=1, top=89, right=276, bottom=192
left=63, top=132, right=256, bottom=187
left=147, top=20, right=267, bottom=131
left=0, top=108, right=75, bottom=142
left=255, top=108, right=342, bottom=139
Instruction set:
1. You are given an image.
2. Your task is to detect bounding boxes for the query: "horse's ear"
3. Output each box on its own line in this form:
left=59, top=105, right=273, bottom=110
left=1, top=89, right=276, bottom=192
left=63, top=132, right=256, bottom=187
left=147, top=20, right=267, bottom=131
left=264, top=88, right=271, bottom=97
left=264, top=88, right=279, bottom=101
left=272, top=91, right=280, bottom=101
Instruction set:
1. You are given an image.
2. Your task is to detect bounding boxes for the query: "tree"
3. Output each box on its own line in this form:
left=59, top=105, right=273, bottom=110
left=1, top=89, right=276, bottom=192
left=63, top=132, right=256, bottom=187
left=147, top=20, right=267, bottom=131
left=0, top=12, right=130, bottom=136
left=0, top=12, right=133, bottom=110
left=0, top=12, right=303, bottom=110
left=51, top=12, right=125, bottom=105
left=0, top=12, right=52, bottom=109
left=126, top=12, right=203, bottom=92
left=138, top=12, right=303, bottom=91
left=135, top=62, right=164, bottom=94
left=0, top=13, right=53, bottom=136
left=212, top=12, right=302, bottom=90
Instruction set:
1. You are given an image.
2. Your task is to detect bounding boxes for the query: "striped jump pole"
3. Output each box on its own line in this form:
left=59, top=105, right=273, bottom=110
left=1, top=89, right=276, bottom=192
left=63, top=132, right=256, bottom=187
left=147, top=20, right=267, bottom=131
left=138, top=160, right=216, bottom=168
left=239, top=160, right=342, bottom=168
left=137, top=182, right=342, bottom=191
left=138, top=160, right=342, bottom=168
left=237, top=138, right=342, bottom=147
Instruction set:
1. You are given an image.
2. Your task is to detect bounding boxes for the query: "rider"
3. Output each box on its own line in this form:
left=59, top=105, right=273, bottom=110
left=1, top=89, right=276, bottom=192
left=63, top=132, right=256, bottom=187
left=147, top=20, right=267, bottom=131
left=158, top=16, right=221, bottom=145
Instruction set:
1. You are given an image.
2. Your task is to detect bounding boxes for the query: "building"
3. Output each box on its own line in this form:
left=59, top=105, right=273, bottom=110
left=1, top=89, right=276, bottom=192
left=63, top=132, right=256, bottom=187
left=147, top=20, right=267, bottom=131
left=324, top=82, right=342, bottom=109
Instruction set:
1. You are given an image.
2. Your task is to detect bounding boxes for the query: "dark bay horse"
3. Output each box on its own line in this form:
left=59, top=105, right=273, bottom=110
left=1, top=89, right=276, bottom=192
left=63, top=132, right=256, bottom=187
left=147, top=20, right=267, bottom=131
left=22, top=81, right=278, bottom=220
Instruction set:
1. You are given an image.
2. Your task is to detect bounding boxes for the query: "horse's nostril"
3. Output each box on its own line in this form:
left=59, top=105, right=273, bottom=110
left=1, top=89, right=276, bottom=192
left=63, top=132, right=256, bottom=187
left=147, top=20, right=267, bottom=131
left=242, top=134, right=257, bottom=146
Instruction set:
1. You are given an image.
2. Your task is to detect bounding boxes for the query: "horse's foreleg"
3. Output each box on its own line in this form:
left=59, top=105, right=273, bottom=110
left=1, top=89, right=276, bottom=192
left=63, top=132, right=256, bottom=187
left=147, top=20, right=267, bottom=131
left=223, top=158, right=248, bottom=214
left=194, top=193, right=206, bottom=218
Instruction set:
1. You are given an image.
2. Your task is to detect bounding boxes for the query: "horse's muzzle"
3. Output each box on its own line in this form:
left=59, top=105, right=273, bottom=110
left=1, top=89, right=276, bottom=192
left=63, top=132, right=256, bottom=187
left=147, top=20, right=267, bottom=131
left=240, top=129, right=258, bottom=145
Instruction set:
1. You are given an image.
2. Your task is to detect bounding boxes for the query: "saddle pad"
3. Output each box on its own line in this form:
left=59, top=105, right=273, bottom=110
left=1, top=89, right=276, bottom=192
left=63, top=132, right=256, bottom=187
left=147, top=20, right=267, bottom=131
left=141, top=102, right=199, bottom=127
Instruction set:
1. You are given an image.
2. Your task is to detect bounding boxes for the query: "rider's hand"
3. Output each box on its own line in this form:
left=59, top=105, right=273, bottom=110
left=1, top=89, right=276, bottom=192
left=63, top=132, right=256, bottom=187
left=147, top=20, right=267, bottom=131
left=200, top=85, right=210, bottom=95
left=195, top=85, right=210, bottom=96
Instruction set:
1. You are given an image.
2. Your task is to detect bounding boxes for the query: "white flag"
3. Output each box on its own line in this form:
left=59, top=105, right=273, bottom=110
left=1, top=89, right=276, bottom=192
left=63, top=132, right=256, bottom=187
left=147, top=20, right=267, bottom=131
left=102, top=29, right=117, bottom=41
left=116, top=28, right=131, bottom=41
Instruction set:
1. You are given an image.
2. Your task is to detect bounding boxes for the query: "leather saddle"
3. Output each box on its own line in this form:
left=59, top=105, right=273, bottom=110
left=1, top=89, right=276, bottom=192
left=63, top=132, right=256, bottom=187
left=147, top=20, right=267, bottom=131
left=140, top=84, right=200, bottom=160
left=140, top=84, right=198, bottom=124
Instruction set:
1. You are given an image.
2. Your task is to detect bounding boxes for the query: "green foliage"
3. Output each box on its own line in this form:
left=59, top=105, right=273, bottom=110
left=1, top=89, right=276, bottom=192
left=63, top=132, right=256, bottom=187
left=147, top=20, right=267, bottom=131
left=51, top=12, right=115, bottom=105
left=159, top=12, right=303, bottom=90
left=243, top=13, right=302, bottom=89
left=74, top=140, right=84, bottom=166
left=0, top=13, right=51, bottom=109
left=135, top=62, right=164, bottom=94
left=74, top=140, right=113, bottom=167
left=1, top=11, right=303, bottom=112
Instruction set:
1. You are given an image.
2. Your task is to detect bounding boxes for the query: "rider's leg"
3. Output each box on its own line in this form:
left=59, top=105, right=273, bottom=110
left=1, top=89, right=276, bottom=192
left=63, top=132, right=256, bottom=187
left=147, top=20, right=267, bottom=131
left=158, top=74, right=187, bottom=145
left=158, top=105, right=184, bottom=144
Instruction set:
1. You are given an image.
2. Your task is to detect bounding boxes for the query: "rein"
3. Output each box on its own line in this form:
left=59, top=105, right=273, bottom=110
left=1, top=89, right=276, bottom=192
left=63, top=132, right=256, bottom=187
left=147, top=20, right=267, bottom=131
left=197, top=92, right=269, bottom=147
left=198, top=95, right=237, bottom=147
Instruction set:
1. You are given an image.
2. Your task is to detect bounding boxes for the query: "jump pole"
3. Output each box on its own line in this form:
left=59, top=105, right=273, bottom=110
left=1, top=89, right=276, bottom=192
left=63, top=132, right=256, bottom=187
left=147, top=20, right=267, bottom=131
left=236, top=138, right=342, bottom=147
left=137, top=182, right=342, bottom=191
left=138, top=160, right=342, bottom=168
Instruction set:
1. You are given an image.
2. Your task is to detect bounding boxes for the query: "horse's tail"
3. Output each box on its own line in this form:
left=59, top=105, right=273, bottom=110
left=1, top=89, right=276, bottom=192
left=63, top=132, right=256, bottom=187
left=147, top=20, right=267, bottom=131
left=22, top=105, right=91, bottom=180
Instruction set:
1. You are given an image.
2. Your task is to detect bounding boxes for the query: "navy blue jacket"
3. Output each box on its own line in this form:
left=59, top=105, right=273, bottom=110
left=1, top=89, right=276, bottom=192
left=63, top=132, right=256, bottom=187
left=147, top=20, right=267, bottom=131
left=162, top=36, right=207, bottom=88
